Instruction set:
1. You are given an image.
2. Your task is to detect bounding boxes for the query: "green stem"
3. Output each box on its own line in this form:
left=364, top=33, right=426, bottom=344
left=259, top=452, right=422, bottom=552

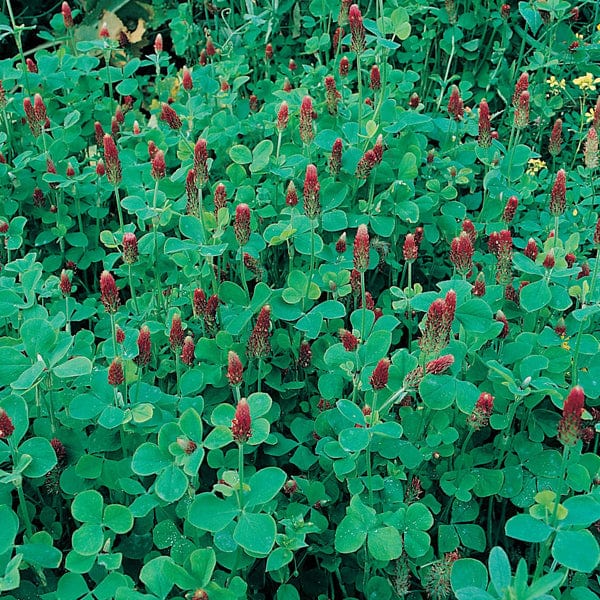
left=10, top=439, right=33, bottom=538
left=237, top=442, right=245, bottom=509
left=356, top=53, right=363, bottom=133
left=239, top=247, right=250, bottom=299
left=114, top=185, right=124, bottom=232
left=5, top=0, right=31, bottom=94
left=360, top=270, right=367, bottom=339
left=128, top=264, right=140, bottom=314
left=175, top=353, right=181, bottom=399
left=65, top=296, right=71, bottom=334
left=257, top=358, right=263, bottom=393
left=151, top=181, right=163, bottom=312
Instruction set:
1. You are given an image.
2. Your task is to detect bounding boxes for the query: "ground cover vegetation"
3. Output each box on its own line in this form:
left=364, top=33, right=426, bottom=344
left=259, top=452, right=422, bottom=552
left=0, top=0, right=599, bottom=597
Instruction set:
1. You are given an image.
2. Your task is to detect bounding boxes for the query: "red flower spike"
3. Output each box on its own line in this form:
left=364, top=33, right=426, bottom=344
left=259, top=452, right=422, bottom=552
left=332, top=27, right=344, bottom=52
left=555, top=318, right=566, bottom=336
left=193, top=289, right=207, bottom=319
left=247, top=305, right=272, bottom=358
left=60, top=270, right=72, bottom=296
left=213, top=183, right=227, bottom=216
left=350, top=268, right=361, bottom=295
left=329, top=138, right=343, bottom=176
left=448, top=85, right=464, bottom=121
left=100, top=270, right=120, bottom=313
left=512, top=72, right=529, bottom=107
left=353, top=224, right=370, bottom=272
left=501, top=3, right=510, bottom=18
left=370, top=65, right=381, bottom=90
left=103, top=134, right=122, bottom=185
left=0, top=409, right=15, bottom=439
left=151, top=150, right=166, bottom=180
left=232, top=397, right=252, bottom=443
left=472, top=272, right=486, bottom=297
left=336, top=232, right=347, bottom=254
left=277, top=102, right=289, bottom=132
left=355, top=149, right=377, bottom=178
left=220, top=79, right=230, bottom=92
left=205, top=37, right=216, bottom=56
left=339, top=328, right=358, bottom=351
left=181, top=336, right=195, bottom=366
left=584, top=127, right=599, bottom=169
left=558, top=386, right=585, bottom=445
left=449, top=232, right=474, bottom=275
left=199, top=50, right=207, bottom=66
left=339, top=56, right=349, bottom=77
left=288, top=58, right=297, bottom=71
left=403, top=233, right=418, bottom=262
left=94, top=122, right=105, bottom=147
left=549, top=118, right=563, bottom=156
left=96, top=159, right=105, bottom=177
left=265, top=43, right=273, bottom=61
left=134, top=326, right=151, bottom=367
left=283, top=479, right=298, bottom=496
left=478, top=99, right=491, bottom=148
left=303, top=164, right=320, bottom=220
left=593, top=97, right=600, bottom=131
left=194, top=138, right=209, bottom=186
left=370, top=358, right=390, bottom=391
left=182, top=66, right=193, bottom=91
left=234, top=203, right=251, bottom=246
left=99, top=22, right=110, bottom=38
left=299, top=96, right=314, bottom=144
left=514, top=90, right=529, bottom=128
left=122, top=232, right=138, bottom=264
left=0, top=221, right=6, bottom=234
left=116, top=326, right=125, bottom=344
left=61, top=2, right=73, bottom=27
left=154, top=33, right=163, bottom=53
left=299, top=341, right=312, bottom=368
left=325, top=76, right=340, bottom=116
left=409, top=93, right=420, bottom=108
left=372, top=134, right=384, bottom=164
left=468, top=392, right=494, bottom=429
left=177, top=437, right=197, bottom=455
left=227, top=351, right=243, bottom=386
left=169, top=314, right=185, bottom=352
left=403, top=366, right=424, bottom=390
left=502, top=195, right=518, bottom=223
left=462, top=219, right=476, bottom=244
left=348, top=4, right=366, bottom=54
left=108, top=358, right=124, bottom=386
left=425, top=354, right=454, bottom=375
left=50, top=438, right=67, bottom=464
left=565, top=253, right=576, bottom=268
left=160, top=103, right=182, bottom=130
left=283, top=78, right=292, bottom=92
left=594, top=218, right=600, bottom=246
left=26, top=58, right=38, bottom=73
left=524, top=238, right=538, bottom=261
left=543, top=250, right=555, bottom=270
left=286, top=181, right=298, bottom=207
left=550, top=169, right=566, bottom=216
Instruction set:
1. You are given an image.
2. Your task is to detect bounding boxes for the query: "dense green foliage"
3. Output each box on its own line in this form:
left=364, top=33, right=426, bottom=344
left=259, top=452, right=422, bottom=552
left=0, top=0, right=600, bottom=598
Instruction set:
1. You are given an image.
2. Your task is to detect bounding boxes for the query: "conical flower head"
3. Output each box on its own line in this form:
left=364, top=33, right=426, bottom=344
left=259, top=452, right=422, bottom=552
left=512, top=72, right=529, bottom=107
left=348, top=4, right=366, bottom=54
left=584, top=127, right=598, bottom=169
left=234, top=203, right=251, bottom=246
left=169, top=313, right=185, bottom=352
left=550, top=169, right=566, bottom=216
left=329, top=138, right=343, bottom=176
left=468, top=392, right=494, bottom=429
left=134, top=325, right=151, bottom=366
left=103, top=134, right=122, bottom=185
left=247, top=305, right=271, bottom=358
left=232, top=398, right=252, bottom=443
left=303, top=164, right=320, bottom=220
left=60, top=270, right=72, bottom=296
left=502, top=196, right=518, bottom=224
left=370, top=358, right=390, bottom=390
left=0, top=409, right=15, bottom=439
left=353, top=224, right=370, bottom=272
left=277, top=101, right=289, bottom=131
left=181, top=336, right=195, bottom=366
left=449, top=232, right=474, bottom=274
left=299, top=96, right=314, bottom=144
left=160, top=103, right=182, bottom=130
left=108, top=358, right=124, bottom=386
left=100, top=270, right=120, bottom=313
left=194, top=138, right=209, bottom=186
left=558, top=386, right=585, bottom=445
left=448, top=86, right=464, bottom=121
left=286, top=181, right=298, bottom=207
left=122, top=232, right=138, bottom=264
left=478, top=99, right=491, bottom=148
left=227, top=351, right=243, bottom=386
left=548, top=118, right=563, bottom=156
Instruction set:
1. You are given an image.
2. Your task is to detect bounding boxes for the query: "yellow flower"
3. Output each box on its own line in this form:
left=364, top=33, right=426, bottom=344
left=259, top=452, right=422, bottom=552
left=575, top=33, right=584, bottom=41
left=547, top=76, right=566, bottom=89
left=526, top=158, right=547, bottom=175
left=573, top=72, right=600, bottom=92
left=586, top=107, right=595, bottom=123
left=561, top=338, right=571, bottom=351
left=597, top=23, right=600, bottom=32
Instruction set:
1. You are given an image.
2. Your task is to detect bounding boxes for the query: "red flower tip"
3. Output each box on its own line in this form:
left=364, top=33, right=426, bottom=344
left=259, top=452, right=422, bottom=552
left=0, top=409, right=15, bottom=439
left=61, top=1, right=73, bottom=27
left=277, top=101, right=289, bottom=131
left=234, top=203, right=251, bottom=246
left=122, top=232, right=138, bottom=264
left=247, top=305, right=272, bottom=358
left=60, top=270, right=72, bottom=295
left=227, top=351, right=244, bottom=386
left=403, top=233, right=418, bottom=261
left=558, top=386, right=585, bottom=445
left=182, top=66, right=193, bottom=91
left=134, top=325, right=152, bottom=367
left=286, top=181, right=298, bottom=207
left=339, top=328, right=358, bottom=351
left=151, top=149, right=166, bottom=180
left=169, top=313, right=185, bottom=352
left=298, top=341, right=312, bottom=368
left=154, top=33, right=163, bottom=53
left=370, top=358, right=390, bottom=391
left=339, top=56, right=349, bottom=77
left=550, top=169, right=567, bottom=216
left=449, top=231, right=474, bottom=274
left=370, top=65, right=381, bottom=90
left=160, top=103, right=182, bottom=130
left=116, top=326, right=125, bottom=344
left=425, top=354, right=454, bottom=375
left=348, top=4, right=366, bottom=53
left=329, top=138, right=343, bottom=175
left=103, top=134, right=122, bottom=185
left=299, top=96, right=314, bottom=144
left=100, top=270, right=120, bottom=313
left=232, top=398, right=252, bottom=443
left=100, top=22, right=110, bottom=38
left=478, top=99, right=491, bottom=147
left=353, top=224, right=370, bottom=272
left=336, top=232, right=347, bottom=254
left=468, top=392, right=494, bottom=429
left=108, top=358, right=124, bottom=386
left=303, top=164, right=320, bottom=219
left=181, top=336, right=195, bottom=366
